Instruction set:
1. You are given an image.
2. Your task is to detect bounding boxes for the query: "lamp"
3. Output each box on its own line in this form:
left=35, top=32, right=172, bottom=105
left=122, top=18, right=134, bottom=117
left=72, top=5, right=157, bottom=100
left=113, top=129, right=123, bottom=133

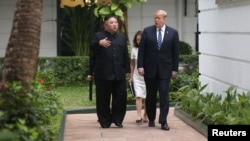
left=60, top=0, right=85, bottom=8
left=96, top=0, right=112, bottom=6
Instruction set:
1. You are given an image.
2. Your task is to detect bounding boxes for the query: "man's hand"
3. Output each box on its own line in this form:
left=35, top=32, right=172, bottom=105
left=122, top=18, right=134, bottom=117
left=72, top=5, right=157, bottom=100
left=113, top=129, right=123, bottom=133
left=171, top=71, right=177, bottom=79
left=87, top=75, right=92, bottom=81
left=138, top=68, right=144, bottom=76
left=99, top=37, right=111, bottom=48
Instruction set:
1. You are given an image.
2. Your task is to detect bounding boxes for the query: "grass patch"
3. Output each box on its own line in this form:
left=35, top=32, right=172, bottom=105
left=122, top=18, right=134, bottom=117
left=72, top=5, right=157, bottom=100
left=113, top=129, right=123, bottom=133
left=55, top=86, right=96, bottom=110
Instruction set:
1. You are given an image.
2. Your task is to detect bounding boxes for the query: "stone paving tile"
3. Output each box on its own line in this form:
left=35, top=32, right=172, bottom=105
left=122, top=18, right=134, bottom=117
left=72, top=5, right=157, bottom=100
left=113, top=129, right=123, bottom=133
left=63, top=108, right=207, bottom=141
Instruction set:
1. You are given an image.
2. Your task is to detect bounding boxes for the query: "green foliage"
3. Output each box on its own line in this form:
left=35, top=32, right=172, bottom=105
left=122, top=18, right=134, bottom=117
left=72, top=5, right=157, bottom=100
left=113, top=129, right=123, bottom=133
left=127, top=85, right=136, bottom=105
left=4, top=54, right=199, bottom=89
left=0, top=81, right=63, bottom=141
left=36, top=70, right=56, bottom=91
left=59, top=0, right=147, bottom=56
left=126, top=94, right=135, bottom=105
left=179, top=53, right=199, bottom=74
left=94, top=0, right=147, bottom=20
left=169, top=72, right=199, bottom=102
left=179, top=54, right=199, bottom=65
left=38, top=57, right=89, bottom=87
left=179, top=41, right=193, bottom=55
left=126, top=55, right=200, bottom=104
left=59, top=5, right=96, bottom=56
left=174, top=84, right=250, bottom=125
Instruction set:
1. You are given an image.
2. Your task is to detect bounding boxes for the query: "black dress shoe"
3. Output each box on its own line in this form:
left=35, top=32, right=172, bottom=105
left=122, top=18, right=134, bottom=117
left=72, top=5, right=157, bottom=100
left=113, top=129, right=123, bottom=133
left=101, top=124, right=110, bottom=128
left=161, top=123, right=170, bottom=131
left=114, top=123, right=123, bottom=128
left=148, top=121, right=155, bottom=127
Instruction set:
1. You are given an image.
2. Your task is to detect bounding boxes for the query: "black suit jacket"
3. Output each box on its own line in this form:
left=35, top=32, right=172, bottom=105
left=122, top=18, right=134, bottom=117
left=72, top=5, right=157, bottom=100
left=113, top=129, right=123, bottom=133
left=89, top=31, right=130, bottom=80
left=137, top=25, right=179, bottom=79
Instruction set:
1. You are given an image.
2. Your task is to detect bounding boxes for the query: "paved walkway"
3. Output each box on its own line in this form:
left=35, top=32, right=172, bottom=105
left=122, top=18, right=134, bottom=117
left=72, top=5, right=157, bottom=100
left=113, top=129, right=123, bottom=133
left=63, top=107, right=207, bottom=141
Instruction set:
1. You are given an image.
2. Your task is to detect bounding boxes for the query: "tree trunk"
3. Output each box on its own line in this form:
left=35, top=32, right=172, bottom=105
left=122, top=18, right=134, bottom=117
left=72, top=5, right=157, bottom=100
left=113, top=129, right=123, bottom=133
left=119, top=6, right=130, bottom=46
left=122, top=8, right=130, bottom=46
left=1, top=0, right=43, bottom=87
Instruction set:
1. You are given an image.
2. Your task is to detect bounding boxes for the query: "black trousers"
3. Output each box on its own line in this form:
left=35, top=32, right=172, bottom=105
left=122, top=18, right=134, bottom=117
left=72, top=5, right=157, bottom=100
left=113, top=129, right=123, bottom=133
left=144, top=76, right=170, bottom=124
left=94, top=78, right=127, bottom=126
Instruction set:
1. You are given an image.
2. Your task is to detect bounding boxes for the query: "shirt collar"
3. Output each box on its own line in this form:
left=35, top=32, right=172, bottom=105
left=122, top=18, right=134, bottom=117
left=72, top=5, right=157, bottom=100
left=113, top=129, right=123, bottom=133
left=158, top=25, right=166, bottom=31
left=105, top=30, right=117, bottom=38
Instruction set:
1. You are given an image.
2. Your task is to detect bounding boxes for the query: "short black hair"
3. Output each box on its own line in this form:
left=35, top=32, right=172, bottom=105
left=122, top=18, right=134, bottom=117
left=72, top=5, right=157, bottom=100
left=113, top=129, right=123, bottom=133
left=104, top=15, right=117, bottom=22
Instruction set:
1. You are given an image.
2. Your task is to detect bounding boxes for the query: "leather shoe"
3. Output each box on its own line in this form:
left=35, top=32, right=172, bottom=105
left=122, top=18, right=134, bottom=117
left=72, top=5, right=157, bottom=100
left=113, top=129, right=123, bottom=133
left=136, top=119, right=142, bottom=124
left=114, top=123, right=123, bottom=128
left=161, top=123, right=170, bottom=131
left=148, top=121, right=155, bottom=127
left=100, top=124, right=110, bottom=128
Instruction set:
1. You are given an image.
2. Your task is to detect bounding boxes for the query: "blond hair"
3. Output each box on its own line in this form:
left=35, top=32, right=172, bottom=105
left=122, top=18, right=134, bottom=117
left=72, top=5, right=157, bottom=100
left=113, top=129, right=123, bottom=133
left=155, top=10, right=167, bottom=18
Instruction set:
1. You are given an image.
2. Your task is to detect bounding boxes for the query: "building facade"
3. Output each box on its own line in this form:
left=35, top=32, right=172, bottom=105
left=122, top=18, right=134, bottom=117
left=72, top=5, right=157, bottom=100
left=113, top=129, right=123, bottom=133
left=0, top=0, right=57, bottom=57
left=127, top=0, right=197, bottom=49
left=5, top=0, right=250, bottom=95
left=0, top=0, right=197, bottom=57
left=199, top=0, right=250, bottom=94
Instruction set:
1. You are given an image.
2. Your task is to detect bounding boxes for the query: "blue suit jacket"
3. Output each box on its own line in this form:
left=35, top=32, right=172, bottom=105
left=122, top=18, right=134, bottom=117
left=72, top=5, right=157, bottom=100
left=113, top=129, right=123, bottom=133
left=137, top=25, right=179, bottom=79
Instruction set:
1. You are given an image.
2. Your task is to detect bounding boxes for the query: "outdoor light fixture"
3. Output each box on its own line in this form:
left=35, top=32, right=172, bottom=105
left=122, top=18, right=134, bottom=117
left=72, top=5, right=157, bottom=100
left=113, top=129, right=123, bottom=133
left=96, top=0, right=112, bottom=6
left=60, top=0, right=85, bottom=8
left=60, top=0, right=112, bottom=8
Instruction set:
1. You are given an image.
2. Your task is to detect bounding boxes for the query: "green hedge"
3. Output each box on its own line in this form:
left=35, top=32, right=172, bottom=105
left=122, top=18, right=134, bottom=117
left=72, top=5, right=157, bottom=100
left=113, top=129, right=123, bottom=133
left=0, top=57, right=88, bottom=87
left=179, top=41, right=193, bottom=55
left=38, top=57, right=89, bottom=87
left=0, top=54, right=198, bottom=87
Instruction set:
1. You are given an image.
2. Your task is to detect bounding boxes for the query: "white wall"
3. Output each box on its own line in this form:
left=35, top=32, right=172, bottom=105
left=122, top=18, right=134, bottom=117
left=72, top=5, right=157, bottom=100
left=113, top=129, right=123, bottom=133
left=0, top=1, right=15, bottom=57
left=40, top=0, right=57, bottom=57
left=0, top=0, right=57, bottom=57
left=199, top=0, right=250, bottom=94
left=182, top=0, right=198, bottom=50
left=0, top=0, right=197, bottom=57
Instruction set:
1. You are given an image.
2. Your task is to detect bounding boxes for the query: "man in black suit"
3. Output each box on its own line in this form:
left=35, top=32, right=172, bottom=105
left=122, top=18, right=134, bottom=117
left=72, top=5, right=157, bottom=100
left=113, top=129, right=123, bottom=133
left=87, top=15, right=130, bottom=128
left=137, top=10, right=179, bottom=131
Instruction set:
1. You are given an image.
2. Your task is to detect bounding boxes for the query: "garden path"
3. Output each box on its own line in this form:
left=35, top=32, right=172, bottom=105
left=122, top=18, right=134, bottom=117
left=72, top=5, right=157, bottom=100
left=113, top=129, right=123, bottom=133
left=63, top=107, right=207, bottom=141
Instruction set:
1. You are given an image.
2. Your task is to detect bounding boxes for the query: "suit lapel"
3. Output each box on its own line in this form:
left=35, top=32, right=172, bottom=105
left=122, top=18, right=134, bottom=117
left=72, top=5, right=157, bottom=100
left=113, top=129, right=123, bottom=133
left=161, top=26, right=168, bottom=49
left=153, top=27, right=158, bottom=49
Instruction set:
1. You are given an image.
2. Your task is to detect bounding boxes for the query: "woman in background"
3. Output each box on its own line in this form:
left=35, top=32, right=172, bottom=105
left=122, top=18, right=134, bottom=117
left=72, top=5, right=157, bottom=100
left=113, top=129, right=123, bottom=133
left=130, top=30, right=148, bottom=124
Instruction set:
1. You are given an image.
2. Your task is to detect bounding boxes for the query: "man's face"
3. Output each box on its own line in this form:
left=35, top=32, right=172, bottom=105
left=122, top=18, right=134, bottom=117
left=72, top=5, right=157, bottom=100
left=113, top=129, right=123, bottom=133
left=154, top=13, right=166, bottom=28
left=104, top=17, right=118, bottom=34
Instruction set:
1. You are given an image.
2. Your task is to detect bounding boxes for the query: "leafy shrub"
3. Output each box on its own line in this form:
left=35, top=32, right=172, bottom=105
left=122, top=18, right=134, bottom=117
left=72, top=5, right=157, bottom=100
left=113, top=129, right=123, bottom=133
left=169, top=72, right=199, bottom=102
left=0, top=81, right=63, bottom=141
left=179, top=53, right=199, bottom=74
left=126, top=92, right=135, bottom=105
left=36, top=70, right=56, bottom=91
left=126, top=71, right=200, bottom=104
left=179, top=41, right=193, bottom=55
left=38, top=57, right=89, bottom=87
left=174, top=84, right=250, bottom=125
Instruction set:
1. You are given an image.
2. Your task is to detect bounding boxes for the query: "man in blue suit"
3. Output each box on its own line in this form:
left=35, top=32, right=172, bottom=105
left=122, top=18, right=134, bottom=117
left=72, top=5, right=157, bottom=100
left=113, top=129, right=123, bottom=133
left=137, top=10, right=180, bottom=131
